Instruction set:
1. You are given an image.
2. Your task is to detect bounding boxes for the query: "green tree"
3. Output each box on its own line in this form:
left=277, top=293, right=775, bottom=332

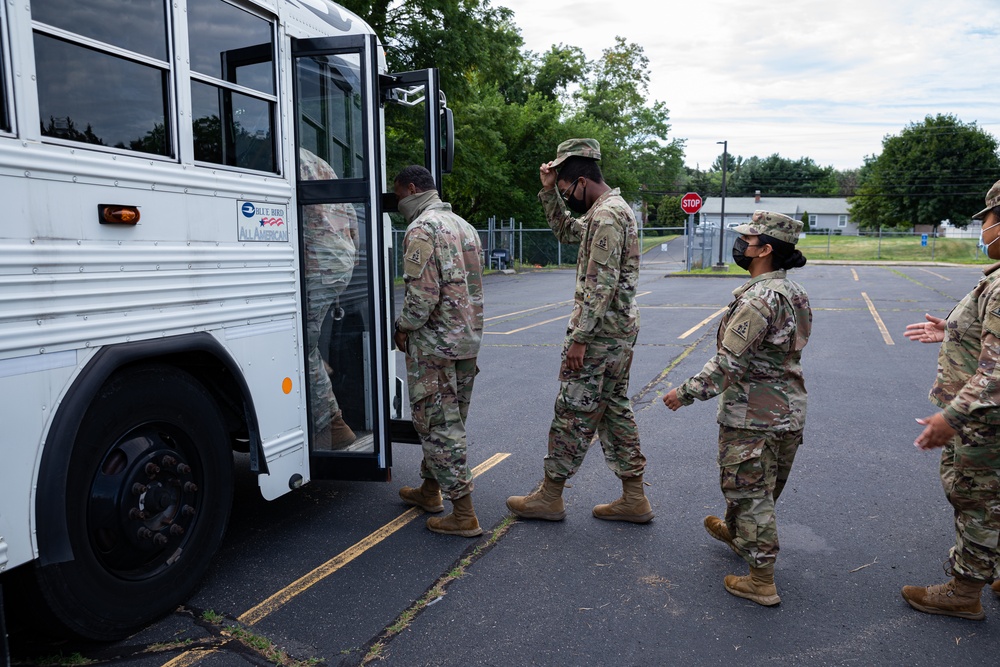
left=530, top=44, right=587, bottom=101
left=727, top=154, right=837, bottom=196
left=800, top=210, right=809, bottom=232
left=656, top=195, right=688, bottom=228
left=848, top=114, right=1000, bottom=231
left=340, top=0, right=526, bottom=103
left=572, top=37, right=684, bottom=208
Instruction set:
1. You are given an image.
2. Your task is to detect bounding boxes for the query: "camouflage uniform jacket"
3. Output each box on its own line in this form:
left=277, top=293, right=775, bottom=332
left=930, top=261, right=1000, bottom=428
left=677, top=270, right=812, bottom=431
left=300, top=148, right=358, bottom=285
left=397, top=196, right=484, bottom=360
left=538, top=186, right=640, bottom=344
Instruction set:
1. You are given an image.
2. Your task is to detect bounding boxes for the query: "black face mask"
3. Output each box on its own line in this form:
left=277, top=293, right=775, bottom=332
left=731, top=237, right=754, bottom=270
left=566, top=183, right=588, bottom=214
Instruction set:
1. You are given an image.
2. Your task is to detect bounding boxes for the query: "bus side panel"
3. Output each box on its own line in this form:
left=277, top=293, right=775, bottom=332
left=220, top=322, right=311, bottom=499
left=0, top=353, right=79, bottom=571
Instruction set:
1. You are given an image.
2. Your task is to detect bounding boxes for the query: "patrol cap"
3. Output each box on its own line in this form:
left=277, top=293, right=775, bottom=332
left=550, top=138, right=601, bottom=170
left=972, top=179, right=1000, bottom=220
left=732, top=210, right=803, bottom=245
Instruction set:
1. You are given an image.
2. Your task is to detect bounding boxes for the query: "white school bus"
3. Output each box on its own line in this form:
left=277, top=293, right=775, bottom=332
left=0, top=0, right=451, bottom=642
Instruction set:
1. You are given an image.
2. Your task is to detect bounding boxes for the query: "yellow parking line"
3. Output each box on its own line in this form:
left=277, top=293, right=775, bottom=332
left=861, top=291, right=894, bottom=345
left=917, top=267, right=950, bottom=281
left=238, top=453, right=510, bottom=626
left=484, top=300, right=573, bottom=322
left=161, top=648, right=219, bottom=667
left=851, top=268, right=859, bottom=281
left=678, top=307, right=727, bottom=339
left=485, top=314, right=567, bottom=335
left=163, top=453, right=511, bottom=666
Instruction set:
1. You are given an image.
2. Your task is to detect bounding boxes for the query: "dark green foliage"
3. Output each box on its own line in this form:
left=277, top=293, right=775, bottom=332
left=847, top=114, right=1000, bottom=230
left=338, top=2, right=684, bottom=226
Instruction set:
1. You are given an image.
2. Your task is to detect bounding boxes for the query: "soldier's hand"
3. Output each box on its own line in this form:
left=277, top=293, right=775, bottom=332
left=565, top=341, right=586, bottom=370
left=663, top=388, right=682, bottom=411
left=539, top=162, right=557, bottom=190
left=393, top=328, right=407, bottom=352
left=913, top=413, right=954, bottom=450
left=903, top=313, right=945, bottom=344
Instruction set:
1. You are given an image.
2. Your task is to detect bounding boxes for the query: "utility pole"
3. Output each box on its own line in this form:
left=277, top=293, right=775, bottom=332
left=716, top=140, right=728, bottom=268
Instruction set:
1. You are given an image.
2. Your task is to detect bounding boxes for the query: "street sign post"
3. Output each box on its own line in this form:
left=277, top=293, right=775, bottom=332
left=680, top=192, right=703, bottom=215
left=680, top=193, right=702, bottom=272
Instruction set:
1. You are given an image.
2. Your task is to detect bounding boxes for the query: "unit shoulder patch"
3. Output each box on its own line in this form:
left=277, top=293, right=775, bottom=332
left=403, top=238, right=434, bottom=279
left=721, top=304, right=769, bottom=356
left=985, top=301, right=1000, bottom=339
left=591, top=226, right=617, bottom=265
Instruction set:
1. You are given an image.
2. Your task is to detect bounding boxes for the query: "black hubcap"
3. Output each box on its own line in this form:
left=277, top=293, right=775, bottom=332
left=87, top=425, right=200, bottom=580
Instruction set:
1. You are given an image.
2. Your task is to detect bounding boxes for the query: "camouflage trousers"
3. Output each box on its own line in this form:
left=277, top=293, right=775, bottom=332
left=717, top=425, right=803, bottom=568
left=544, top=335, right=646, bottom=482
left=940, top=421, right=1000, bottom=582
left=405, top=348, right=478, bottom=500
left=306, top=281, right=347, bottom=429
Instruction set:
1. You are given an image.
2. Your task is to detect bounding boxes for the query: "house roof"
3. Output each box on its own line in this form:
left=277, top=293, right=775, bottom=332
left=700, top=197, right=849, bottom=217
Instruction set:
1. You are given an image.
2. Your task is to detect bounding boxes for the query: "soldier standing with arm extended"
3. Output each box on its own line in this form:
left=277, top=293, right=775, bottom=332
left=507, top=138, right=652, bottom=523
left=393, top=165, right=485, bottom=537
left=663, top=211, right=811, bottom=607
left=901, top=179, right=1000, bottom=620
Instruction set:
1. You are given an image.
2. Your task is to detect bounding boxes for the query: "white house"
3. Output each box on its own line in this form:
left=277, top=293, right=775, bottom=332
left=699, top=191, right=858, bottom=235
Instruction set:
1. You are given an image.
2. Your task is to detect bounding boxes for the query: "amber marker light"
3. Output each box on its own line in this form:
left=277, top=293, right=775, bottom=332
left=282, top=377, right=293, bottom=394
left=98, top=204, right=140, bottom=225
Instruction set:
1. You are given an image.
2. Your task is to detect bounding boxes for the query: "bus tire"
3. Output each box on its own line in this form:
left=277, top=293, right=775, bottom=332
left=34, top=364, right=234, bottom=640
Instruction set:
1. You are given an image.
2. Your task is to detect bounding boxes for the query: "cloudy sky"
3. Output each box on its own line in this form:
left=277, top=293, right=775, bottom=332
left=493, top=0, right=1000, bottom=172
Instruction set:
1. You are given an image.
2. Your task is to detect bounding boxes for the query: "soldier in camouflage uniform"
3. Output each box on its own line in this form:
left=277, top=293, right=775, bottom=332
left=901, top=179, right=1000, bottom=620
left=664, top=210, right=811, bottom=606
left=392, top=165, right=485, bottom=538
left=301, top=148, right=359, bottom=449
left=507, top=138, right=653, bottom=524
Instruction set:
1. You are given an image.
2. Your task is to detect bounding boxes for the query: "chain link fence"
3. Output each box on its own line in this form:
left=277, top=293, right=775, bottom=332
left=392, top=223, right=701, bottom=278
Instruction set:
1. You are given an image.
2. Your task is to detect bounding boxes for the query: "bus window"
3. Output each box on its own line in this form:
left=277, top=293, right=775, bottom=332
left=0, top=3, right=9, bottom=134
left=32, top=0, right=171, bottom=156
left=296, top=48, right=374, bottom=453
left=188, top=0, right=276, bottom=172
left=31, top=0, right=167, bottom=60
left=297, top=53, right=364, bottom=179
left=302, top=193, right=374, bottom=453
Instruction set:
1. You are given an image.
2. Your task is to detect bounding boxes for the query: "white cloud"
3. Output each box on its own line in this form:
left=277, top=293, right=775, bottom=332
left=495, top=0, right=1000, bottom=171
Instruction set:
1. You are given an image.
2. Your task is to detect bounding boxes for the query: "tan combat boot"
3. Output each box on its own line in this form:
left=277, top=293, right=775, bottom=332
left=592, top=475, right=653, bottom=523
left=704, top=515, right=741, bottom=556
left=328, top=413, right=356, bottom=449
left=427, top=494, right=483, bottom=537
left=399, top=478, right=444, bottom=513
left=992, top=579, right=1000, bottom=598
left=506, top=476, right=566, bottom=521
left=724, top=565, right=781, bottom=606
left=901, top=576, right=986, bottom=620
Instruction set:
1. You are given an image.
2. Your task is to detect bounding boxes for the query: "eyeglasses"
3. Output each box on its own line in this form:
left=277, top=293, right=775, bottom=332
left=559, top=179, right=580, bottom=203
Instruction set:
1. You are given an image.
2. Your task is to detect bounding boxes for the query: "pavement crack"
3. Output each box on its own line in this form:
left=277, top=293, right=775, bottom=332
left=346, top=515, right=518, bottom=667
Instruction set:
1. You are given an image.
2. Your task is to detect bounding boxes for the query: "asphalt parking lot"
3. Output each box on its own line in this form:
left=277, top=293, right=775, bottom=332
left=8, top=256, right=1000, bottom=666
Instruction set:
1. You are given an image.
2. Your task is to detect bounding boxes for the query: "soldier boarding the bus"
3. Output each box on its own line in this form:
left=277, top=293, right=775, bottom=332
left=393, top=165, right=486, bottom=537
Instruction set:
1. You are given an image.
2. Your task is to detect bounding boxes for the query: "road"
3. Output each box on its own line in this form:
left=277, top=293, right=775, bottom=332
left=9, top=256, right=1000, bottom=666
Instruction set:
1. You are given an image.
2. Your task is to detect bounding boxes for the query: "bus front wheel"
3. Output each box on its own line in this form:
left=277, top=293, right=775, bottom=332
left=35, top=364, right=234, bottom=640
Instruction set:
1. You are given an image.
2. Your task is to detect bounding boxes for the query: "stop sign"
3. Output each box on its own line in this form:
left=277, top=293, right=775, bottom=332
left=680, top=192, right=703, bottom=214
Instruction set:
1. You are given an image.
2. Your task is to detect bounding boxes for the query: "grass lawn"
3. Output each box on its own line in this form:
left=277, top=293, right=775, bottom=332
left=797, top=234, right=988, bottom=263
left=639, top=233, right=679, bottom=254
